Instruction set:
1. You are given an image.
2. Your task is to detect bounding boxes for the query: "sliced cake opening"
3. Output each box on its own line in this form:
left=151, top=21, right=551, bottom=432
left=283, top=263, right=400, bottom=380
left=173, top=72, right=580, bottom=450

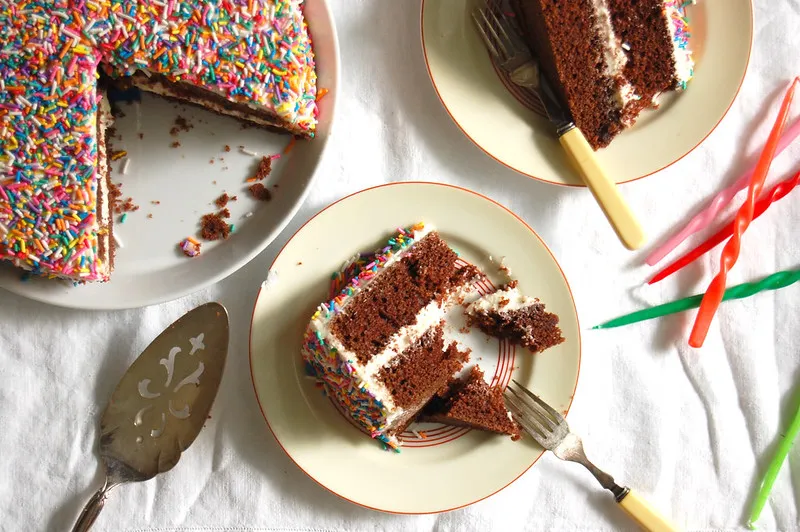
left=377, top=326, right=471, bottom=437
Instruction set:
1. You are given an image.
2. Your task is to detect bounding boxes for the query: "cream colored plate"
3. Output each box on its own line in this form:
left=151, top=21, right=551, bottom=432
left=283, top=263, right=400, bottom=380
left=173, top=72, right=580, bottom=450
left=421, top=0, right=752, bottom=186
left=249, top=182, right=581, bottom=514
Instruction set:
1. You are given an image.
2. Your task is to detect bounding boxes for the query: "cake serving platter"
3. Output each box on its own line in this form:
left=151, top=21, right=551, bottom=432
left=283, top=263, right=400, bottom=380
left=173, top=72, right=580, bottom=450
left=421, top=0, right=753, bottom=186
left=249, top=182, right=581, bottom=513
left=0, top=0, right=339, bottom=310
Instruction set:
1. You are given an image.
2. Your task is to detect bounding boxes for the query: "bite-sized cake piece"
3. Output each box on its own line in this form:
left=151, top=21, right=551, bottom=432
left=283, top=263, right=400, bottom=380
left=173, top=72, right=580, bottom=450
left=0, top=1, right=317, bottom=282
left=512, top=0, right=694, bottom=149
left=465, top=281, right=564, bottom=353
left=302, top=224, right=481, bottom=450
left=421, top=366, right=521, bottom=440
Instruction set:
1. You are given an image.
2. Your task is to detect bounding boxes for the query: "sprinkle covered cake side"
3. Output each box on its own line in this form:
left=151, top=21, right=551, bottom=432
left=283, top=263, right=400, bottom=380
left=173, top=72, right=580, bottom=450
left=0, top=0, right=317, bottom=281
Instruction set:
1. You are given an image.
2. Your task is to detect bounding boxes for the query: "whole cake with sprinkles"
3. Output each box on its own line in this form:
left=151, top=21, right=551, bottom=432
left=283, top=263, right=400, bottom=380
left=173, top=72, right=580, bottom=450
left=0, top=0, right=317, bottom=282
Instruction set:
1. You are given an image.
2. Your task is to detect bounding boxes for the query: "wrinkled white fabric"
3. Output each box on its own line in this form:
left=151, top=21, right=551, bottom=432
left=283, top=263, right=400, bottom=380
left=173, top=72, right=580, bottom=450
left=1, top=1, right=799, bottom=530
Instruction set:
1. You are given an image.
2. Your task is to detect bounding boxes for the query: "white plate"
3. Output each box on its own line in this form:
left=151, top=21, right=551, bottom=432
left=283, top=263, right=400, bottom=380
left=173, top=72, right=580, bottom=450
left=249, top=182, right=581, bottom=514
left=0, top=0, right=339, bottom=310
left=421, top=0, right=752, bottom=186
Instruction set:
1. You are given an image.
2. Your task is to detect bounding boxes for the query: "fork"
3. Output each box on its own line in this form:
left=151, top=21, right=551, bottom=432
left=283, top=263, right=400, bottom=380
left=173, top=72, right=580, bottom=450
left=505, top=380, right=679, bottom=532
left=472, top=4, right=647, bottom=251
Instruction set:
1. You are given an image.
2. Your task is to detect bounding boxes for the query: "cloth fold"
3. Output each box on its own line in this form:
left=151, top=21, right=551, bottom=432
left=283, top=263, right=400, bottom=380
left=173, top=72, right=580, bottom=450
left=0, top=0, right=798, bottom=530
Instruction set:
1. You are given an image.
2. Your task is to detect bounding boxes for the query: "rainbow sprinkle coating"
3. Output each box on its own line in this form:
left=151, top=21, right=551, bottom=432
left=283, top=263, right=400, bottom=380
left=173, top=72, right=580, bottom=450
left=0, top=0, right=317, bottom=281
left=301, top=223, right=426, bottom=452
left=665, top=0, right=695, bottom=90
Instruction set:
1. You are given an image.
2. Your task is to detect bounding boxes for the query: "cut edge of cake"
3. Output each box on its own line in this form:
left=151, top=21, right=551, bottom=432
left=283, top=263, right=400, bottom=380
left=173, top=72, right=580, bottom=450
left=419, top=365, right=521, bottom=440
left=465, top=280, right=565, bottom=354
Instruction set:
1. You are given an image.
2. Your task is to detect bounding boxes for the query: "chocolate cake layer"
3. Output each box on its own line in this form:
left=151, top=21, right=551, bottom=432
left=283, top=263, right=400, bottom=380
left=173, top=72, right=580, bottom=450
left=606, top=0, right=679, bottom=103
left=377, top=326, right=470, bottom=409
left=468, top=302, right=564, bottom=353
left=126, top=73, right=308, bottom=137
left=330, top=233, right=459, bottom=365
left=421, top=366, right=520, bottom=438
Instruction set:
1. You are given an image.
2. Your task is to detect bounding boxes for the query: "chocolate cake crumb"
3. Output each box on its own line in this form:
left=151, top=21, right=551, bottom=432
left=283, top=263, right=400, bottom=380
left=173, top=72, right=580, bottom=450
left=209, top=159, right=215, bottom=164
left=170, top=116, right=192, bottom=136
left=219, top=208, right=231, bottom=219
left=249, top=183, right=272, bottom=201
left=170, top=141, right=180, bottom=148
left=146, top=213, right=153, bottom=219
left=459, top=326, right=471, bottom=334
left=215, top=193, right=231, bottom=208
left=200, top=213, right=232, bottom=241
left=224, top=145, right=231, bottom=152
left=138, top=132, right=144, bottom=140
left=248, top=156, right=272, bottom=182
left=151, top=200, right=161, bottom=205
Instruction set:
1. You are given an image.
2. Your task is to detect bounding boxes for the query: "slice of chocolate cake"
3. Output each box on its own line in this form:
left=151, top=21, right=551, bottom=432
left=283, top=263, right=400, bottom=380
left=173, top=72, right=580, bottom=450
left=512, top=0, right=694, bottom=149
left=302, top=224, right=481, bottom=450
left=421, top=366, right=521, bottom=440
left=465, top=281, right=564, bottom=354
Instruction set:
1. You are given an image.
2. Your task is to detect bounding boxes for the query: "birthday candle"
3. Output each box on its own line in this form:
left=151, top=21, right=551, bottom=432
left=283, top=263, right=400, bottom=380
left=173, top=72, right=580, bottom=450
left=592, top=269, right=800, bottom=330
left=649, top=169, right=800, bottom=285
left=645, top=118, right=800, bottom=266
left=690, top=78, right=799, bottom=348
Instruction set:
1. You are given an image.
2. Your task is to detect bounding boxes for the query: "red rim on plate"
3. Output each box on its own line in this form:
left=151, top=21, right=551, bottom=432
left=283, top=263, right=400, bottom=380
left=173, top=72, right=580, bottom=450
left=249, top=181, right=582, bottom=514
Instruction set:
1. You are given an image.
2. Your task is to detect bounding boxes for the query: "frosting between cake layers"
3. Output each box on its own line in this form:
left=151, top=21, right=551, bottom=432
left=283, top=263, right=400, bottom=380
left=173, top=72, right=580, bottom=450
left=663, top=0, right=695, bottom=89
left=301, top=224, right=433, bottom=449
left=466, top=284, right=537, bottom=314
left=590, top=0, right=639, bottom=109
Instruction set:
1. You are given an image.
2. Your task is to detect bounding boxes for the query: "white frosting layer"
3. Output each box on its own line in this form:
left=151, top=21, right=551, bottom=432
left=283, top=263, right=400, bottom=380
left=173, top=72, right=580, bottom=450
left=590, top=0, right=638, bottom=108
left=663, top=0, right=695, bottom=87
left=466, top=285, right=536, bottom=314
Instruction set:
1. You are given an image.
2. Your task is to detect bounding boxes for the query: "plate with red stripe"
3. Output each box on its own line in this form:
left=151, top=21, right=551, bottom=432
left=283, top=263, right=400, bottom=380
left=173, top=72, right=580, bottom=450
left=249, top=181, right=581, bottom=514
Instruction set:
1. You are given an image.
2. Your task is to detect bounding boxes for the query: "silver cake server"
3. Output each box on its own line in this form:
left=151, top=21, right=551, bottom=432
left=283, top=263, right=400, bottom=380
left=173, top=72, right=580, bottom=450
left=71, top=302, right=229, bottom=532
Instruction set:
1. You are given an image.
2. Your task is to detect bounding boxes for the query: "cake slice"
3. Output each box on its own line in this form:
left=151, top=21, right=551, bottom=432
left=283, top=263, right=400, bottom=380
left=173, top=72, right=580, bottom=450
left=302, top=224, right=481, bottom=450
left=512, top=0, right=694, bottom=149
left=465, top=281, right=564, bottom=353
left=421, top=366, right=521, bottom=439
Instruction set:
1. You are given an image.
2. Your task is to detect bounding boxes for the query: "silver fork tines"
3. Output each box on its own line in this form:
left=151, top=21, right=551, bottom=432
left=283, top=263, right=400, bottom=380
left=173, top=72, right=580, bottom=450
left=504, top=380, right=627, bottom=500
left=471, top=2, right=546, bottom=116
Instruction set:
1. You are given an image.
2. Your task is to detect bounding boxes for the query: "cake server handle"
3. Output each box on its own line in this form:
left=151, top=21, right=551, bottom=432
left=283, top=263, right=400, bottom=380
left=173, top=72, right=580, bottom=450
left=559, top=127, right=646, bottom=250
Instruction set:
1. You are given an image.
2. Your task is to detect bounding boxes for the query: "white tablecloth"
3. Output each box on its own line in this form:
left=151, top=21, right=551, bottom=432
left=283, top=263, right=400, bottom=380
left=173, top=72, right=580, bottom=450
left=2, top=1, right=799, bottom=530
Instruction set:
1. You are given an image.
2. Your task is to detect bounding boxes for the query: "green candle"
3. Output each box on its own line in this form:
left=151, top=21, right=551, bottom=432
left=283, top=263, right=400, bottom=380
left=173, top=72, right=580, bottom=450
left=592, top=269, right=800, bottom=330
left=747, top=395, right=800, bottom=528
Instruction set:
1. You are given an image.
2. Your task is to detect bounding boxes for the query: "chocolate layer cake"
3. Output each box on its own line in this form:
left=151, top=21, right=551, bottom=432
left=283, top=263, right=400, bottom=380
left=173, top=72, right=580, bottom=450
left=302, top=224, right=481, bottom=450
left=421, top=366, right=521, bottom=440
left=465, top=281, right=564, bottom=353
left=513, top=0, right=694, bottom=149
